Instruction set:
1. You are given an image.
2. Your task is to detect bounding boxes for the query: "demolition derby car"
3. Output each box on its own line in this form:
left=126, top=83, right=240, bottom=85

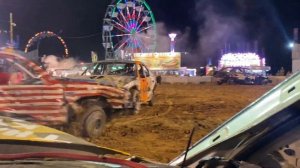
left=0, top=116, right=171, bottom=168
left=68, top=60, right=157, bottom=113
left=214, top=67, right=272, bottom=85
left=0, top=51, right=132, bottom=138
left=169, top=71, right=300, bottom=167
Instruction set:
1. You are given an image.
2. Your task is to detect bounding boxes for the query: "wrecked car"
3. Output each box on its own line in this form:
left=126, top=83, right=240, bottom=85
left=68, top=60, right=157, bottom=113
left=214, top=67, right=272, bottom=85
left=0, top=51, right=130, bottom=138
left=169, top=71, right=300, bottom=167
left=0, top=116, right=173, bottom=168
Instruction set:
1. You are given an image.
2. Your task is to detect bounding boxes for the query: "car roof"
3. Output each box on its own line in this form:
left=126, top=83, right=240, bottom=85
left=93, top=60, right=142, bottom=64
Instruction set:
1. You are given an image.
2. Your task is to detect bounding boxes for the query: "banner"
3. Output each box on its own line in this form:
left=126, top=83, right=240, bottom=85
left=133, top=52, right=181, bottom=70
left=91, top=51, right=98, bottom=63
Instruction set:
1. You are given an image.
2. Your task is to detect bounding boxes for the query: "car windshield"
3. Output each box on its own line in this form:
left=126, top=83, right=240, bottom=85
left=87, top=62, right=136, bottom=76
left=0, top=57, right=41, bottom=85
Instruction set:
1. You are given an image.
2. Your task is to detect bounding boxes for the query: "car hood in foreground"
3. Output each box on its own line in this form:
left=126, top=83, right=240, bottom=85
left=0, top=116, right=132, bottom=155
left=0, top=116, right=171, bottom=166
left=170, top=72, right=300, bottom=166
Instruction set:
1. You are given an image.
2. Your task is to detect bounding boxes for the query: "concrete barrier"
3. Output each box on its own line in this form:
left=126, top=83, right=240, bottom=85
left=161, top=76, right=213, bottom=84
left=268, top=76, right=286, bottom=85
left=161, top=75, right=286, bottom=85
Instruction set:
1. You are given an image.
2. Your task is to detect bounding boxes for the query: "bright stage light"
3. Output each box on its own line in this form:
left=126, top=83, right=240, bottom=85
left=219, top=52, right=263, bottom=68
left=168, top=33, right=177, bottom=41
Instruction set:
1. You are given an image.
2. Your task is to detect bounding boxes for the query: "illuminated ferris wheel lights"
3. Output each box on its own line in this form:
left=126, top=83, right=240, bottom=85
left=126, top=1, right=135, bottom=7
left=103, top=0, right=156, bottom=59
left=117, top=3, right=126, bottom=9
left=111, top=20, right=130, bottom=32
left=108, top=12, right=118, bottom=18
left=143, top=16, right=151, bottom=22
left=137, top=25, right=152, bottom=33
left=109, top=34, right=131, bottom=37
left=135, top=6, right=144, bottom=12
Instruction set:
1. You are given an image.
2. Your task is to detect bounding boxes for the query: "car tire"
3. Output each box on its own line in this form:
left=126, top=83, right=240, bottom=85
left=227, top=78, right=235, bottom=85
left=217, top=80, right=223, bottom=85
left=261, top=79, right=269, bottom=85
left=81, top=105, right=107, bottom=138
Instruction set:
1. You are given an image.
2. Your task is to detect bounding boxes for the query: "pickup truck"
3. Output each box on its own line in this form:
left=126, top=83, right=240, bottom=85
left=0, top=51, right=130, bottom=138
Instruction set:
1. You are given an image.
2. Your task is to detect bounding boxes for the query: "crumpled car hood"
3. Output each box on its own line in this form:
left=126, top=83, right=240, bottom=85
left=95, top=75, right=135, bottom=88
left=56, top=77, right=98, bottom=84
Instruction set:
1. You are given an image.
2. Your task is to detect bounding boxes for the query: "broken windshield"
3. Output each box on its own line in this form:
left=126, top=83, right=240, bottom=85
left=88, top=62, right=136, bottom=76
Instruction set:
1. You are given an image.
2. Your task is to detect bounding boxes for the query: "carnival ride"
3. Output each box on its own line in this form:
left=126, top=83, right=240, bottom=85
left=25, top=31, right=69, bottom=57
left=102, top=0, right=157, bottom=60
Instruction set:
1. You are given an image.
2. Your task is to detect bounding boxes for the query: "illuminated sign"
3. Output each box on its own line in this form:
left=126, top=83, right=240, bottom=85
left=133, top=52, right=181, bottom=70
left=219, top=53, right=264, bottom=68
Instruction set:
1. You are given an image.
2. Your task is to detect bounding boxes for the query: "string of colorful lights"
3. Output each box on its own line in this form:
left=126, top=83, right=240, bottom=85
left=24, top=31, right=69, bottom=57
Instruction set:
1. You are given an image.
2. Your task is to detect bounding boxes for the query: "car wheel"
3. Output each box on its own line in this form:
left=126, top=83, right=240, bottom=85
left=261, top=79, right=269, bottom=85
left=217, top=80, right=223, bottom=85
left=227, top=78, right=235, bottom=85
left=81, top=105, right=107, bottom=138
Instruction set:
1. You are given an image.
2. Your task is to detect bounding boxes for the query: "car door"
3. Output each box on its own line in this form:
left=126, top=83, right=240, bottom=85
left=0, top=57, right=67, bottom=126
left=137, top=63, right=151, bottom=102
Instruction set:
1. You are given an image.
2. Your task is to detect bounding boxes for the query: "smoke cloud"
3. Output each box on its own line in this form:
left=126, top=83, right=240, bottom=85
left=41, top=55, right=77, bottom=72
left=153, top=22, right=191, bottom=53
left=153, top=1, right=271, bottom=68
left=192, top=1, right=246, bottom=66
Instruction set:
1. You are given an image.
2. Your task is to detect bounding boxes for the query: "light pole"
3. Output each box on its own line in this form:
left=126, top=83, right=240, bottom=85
left=9, top=12, right=16, bottom=47
left=289, top=42, right=294, bottom=48
left=168, top=33, right=177, bottom=53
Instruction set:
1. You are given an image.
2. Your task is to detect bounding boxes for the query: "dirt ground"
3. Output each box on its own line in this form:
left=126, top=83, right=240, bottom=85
left=89, top=82, right=276, bottom=163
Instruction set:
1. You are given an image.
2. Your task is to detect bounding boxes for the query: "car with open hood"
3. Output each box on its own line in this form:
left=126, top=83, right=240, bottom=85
left=67, top=60, right=157, bottom=113
left=0, top=115, right=174, bottom=168
left=169, top=72, right=300, bottom=167
left=0, top=51, right=132, bottom=139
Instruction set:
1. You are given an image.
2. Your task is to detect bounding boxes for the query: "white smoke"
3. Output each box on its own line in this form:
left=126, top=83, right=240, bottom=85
left=41, top=55, right=77, bottom=73
left=155, top=22, right=172, bottom=52
left=195, top=3, right=245, bottom=64
left=137, top=22, right=190, bottom=53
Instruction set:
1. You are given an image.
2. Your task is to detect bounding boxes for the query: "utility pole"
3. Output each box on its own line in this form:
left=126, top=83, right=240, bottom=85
left=9, top=12, right=16, bottom=47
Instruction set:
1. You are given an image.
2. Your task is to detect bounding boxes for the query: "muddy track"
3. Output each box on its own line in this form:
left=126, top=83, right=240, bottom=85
left=68, top=83, right=275, bottom=163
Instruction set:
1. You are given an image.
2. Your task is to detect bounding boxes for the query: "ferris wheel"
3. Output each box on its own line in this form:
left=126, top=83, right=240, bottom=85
left=102, top=0, right=157, bottom=60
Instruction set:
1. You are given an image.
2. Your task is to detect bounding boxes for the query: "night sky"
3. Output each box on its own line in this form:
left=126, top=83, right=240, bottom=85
left=0, top=0, right=299, bottom=74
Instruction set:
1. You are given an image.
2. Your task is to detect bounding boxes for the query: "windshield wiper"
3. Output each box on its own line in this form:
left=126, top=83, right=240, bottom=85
left=181, top=126, right=195, bottom=168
